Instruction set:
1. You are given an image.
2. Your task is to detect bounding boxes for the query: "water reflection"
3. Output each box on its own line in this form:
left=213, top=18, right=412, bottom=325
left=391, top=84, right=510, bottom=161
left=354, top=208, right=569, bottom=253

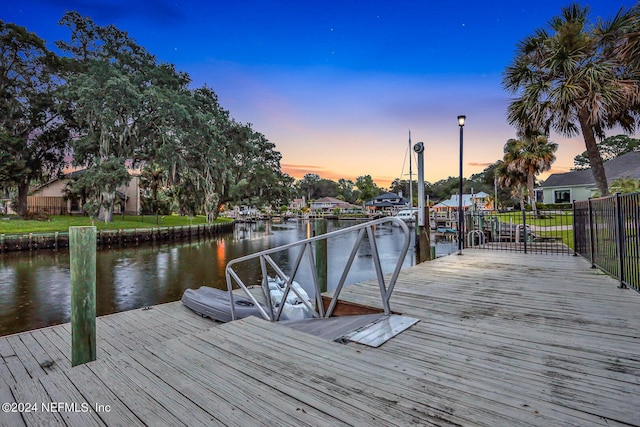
left=0, top=220, right=456, bottom=336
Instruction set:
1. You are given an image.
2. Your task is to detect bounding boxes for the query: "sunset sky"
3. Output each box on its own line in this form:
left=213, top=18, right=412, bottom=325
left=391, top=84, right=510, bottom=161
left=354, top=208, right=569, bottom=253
left=3, top=1, right=638, bottom=188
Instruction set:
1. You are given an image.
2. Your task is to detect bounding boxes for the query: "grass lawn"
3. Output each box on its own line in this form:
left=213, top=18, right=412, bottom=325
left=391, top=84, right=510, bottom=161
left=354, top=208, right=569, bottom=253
left=0, top=214, right=232, bottom=235
left=493, top=211, right=574, bottom=227
left=537, top=229, right=574, bottom=249
left=481, top=211, right=575, bottom=249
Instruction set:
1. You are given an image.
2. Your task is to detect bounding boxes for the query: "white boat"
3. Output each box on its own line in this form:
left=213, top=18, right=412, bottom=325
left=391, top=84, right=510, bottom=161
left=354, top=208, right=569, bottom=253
left=182, top=276, right=314, bottom=322
left=394, top=209, right=418, bottom=225
left=267, top=276, right=314, bottom=320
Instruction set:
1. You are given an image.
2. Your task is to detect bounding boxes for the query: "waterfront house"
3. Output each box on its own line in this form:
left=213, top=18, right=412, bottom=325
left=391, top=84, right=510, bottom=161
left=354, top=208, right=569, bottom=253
left=288, top=197, right=306, bottom=212
left=365, top=192, right=408, bottom=215
left=309, top=197, right=361, bottom=214
left=431, top=191, right=491, bottom=212
left=537, top=151, right=640, bottom=205
left=431, top=191, right=491, bottom=228
left=28, top=170, right=141, bottom=215
left=227, top=205, right=260, bottom=218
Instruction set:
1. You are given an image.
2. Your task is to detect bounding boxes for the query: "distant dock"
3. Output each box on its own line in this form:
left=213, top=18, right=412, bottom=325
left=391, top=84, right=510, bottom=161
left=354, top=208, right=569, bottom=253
left=1, top=250, right=639, bottom=426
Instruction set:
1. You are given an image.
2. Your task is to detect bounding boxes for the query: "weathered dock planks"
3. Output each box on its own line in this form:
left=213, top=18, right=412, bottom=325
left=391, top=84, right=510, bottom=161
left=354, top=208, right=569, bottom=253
left=0, top=301, right=217, bottom=388
left=1, top=250, right=639, bottom=426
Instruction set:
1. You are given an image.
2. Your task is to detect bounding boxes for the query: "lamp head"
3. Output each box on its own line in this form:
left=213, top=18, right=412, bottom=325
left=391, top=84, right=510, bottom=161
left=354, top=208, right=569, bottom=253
left=458, top=115, right=466, bottom=127
left=413, top=141, right=424, bottom=153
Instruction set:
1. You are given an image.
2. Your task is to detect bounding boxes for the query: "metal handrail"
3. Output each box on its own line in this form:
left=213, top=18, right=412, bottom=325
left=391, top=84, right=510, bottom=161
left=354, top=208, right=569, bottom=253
left=225, top=217, right=411, bottom=321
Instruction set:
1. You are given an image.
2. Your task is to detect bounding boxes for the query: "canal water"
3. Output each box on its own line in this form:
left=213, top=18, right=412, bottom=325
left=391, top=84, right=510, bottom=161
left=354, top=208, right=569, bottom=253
left=0, top=219, right=457, bottom=337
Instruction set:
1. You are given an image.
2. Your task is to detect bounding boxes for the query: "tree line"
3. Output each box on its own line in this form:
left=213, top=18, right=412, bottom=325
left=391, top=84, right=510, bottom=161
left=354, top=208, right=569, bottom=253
left=297, top=168, right=503, bottom=208
left=1, top=12, right=293, bottom=223
left=2, top=4, right=638, bottom=222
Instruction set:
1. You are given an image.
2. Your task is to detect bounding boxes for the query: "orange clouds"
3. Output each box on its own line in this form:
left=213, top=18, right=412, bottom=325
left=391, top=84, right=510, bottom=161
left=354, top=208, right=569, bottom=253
left=281, top=164, right=329, bottom=179
left=467, top=162, right=495, bottom=167
left=282, top=163, right=396, bottom=188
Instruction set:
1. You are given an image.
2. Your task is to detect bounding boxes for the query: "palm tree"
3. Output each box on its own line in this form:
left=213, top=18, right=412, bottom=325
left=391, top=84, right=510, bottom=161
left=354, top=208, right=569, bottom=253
left=611, top=3, right=640, bottom=72
left=503, top=133, right=558, bottom=217
left=610, top=177, right=640, bottom=194
left=495, top=158, right=527, bottom=211
left=140, top=164, right=167, bottom=223
left=503, top=4, right=639, bottom=197
left=485, top=194, right=496, bottom=210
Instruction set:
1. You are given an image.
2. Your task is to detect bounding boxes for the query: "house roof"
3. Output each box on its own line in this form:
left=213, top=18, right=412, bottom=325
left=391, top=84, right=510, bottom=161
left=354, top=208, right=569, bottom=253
left=368, top=192, right=408, bottom=207
left=375, top=192, right=402, bottom=201
left=30, top=170, right=83, bottom=193
left=311, top=197, right=359, bottom=209
left=313, top=197, right=344, bottom=204
left=542, top=151, right=640, bottom=188
left=433, top=192, right=490, bottom=209
left=366, top=201, right=395, bottom=208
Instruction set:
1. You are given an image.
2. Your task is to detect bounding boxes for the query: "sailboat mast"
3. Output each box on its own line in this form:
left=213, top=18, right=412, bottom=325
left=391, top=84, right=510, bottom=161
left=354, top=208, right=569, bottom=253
left=409, top=130, right=413, bottom=208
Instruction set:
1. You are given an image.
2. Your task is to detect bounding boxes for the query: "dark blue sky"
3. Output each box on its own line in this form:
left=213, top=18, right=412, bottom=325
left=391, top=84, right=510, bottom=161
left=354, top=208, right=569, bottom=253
left=3, top=1, right=637, bottom=185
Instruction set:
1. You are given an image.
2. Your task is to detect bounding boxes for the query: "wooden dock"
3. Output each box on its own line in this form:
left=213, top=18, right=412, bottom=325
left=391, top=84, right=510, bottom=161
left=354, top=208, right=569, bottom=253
left=1, top=250, right=639, bottom=426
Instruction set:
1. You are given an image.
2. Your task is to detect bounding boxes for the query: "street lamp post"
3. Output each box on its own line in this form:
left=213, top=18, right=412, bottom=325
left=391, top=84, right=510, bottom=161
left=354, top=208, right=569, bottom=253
left=457, top=115, right=466, bottom=255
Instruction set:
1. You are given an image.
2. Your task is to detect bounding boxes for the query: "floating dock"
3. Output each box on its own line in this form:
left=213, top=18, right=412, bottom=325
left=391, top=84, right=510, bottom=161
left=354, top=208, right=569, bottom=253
left=1, top=250, right=639, bottom=426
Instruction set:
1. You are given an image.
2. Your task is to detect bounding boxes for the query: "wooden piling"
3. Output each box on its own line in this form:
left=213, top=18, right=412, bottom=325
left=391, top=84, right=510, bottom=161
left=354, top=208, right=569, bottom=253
left=417, top=206, right=432, bottom=263
left=314, top=219, right=328, bottom=293
left=69, top=226, right=97, bottom=367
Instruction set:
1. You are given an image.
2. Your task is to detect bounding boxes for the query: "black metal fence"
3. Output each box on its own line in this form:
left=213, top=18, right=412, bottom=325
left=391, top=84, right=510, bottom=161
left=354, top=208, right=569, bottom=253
left=439, top=209, right=574, bottom=255
left=574, top=193, right=640, bottom=292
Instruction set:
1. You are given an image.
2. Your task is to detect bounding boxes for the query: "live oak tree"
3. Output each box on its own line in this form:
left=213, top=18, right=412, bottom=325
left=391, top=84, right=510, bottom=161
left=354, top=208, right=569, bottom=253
left=69, top=158, right=130, bottom=221
left=355, top=175, right=380, bottom=206
left=0, top=21, right=69, bottom=216
left=428, top=177, right=465, bottom=201
left=164, top=87, right=292, bottom=222
left=3, top=12, right=292, bottom=221
left=572, top=134, right=640, bottom=170
left=57, top=12, right=190, bottom=222
left=163, top=86, right=229, bottom=223
left=171, top=173, right=199, bottom=217
left=212, top=120, right=293, bottom=220
left=337, top=178, right=356, bottom=204
left=234, top=130, right=294, bottom=210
